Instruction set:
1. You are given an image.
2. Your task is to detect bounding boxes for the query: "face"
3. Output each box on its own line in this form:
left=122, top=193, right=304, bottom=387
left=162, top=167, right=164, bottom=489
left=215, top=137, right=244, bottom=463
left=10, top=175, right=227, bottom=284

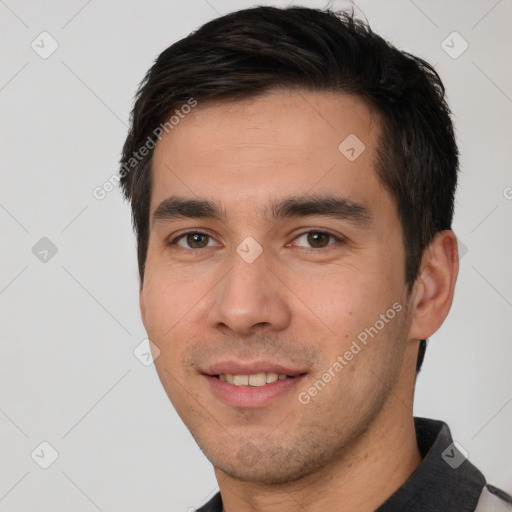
left=141, top=89, right=414, bottom=484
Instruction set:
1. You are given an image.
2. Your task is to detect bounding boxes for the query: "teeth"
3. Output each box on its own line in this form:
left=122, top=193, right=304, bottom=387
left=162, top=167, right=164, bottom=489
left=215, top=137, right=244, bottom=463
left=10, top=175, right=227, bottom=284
left=233, top=375, right=249, bottom=386
left=266, top=372, right=279, bottom=383
left=218, top=372, right=290, bottom=386
left=248, top=373, right=266, bottom=386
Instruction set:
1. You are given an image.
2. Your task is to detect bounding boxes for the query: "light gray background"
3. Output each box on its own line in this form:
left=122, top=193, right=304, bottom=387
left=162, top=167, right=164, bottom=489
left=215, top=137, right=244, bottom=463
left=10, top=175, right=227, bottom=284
left=1, top=0, right=511, bottom=510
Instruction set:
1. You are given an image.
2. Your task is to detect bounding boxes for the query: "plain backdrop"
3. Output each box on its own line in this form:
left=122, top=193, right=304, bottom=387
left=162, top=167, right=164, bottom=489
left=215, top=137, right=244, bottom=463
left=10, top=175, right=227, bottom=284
left=1, top=0, right=511, bottom=510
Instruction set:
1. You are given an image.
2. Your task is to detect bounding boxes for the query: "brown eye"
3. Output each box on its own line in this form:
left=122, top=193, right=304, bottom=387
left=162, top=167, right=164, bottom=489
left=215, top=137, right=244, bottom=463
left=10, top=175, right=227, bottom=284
left=185, top=233, right=209, bottom=248
left=292, top=231, right=340, bottom=249
left=170, top=232, right=215, bottom=249
left=306, top=232, right=331, bottom=248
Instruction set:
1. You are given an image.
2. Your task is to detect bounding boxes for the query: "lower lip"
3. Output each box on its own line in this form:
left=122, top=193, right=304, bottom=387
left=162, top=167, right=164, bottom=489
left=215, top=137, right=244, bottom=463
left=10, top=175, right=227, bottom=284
left=204, top=374, right=306, bottom=408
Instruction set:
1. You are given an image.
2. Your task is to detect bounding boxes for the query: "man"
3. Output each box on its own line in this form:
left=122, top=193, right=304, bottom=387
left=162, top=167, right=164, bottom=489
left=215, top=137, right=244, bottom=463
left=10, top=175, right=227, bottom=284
left=119, top=6, right=511, bottom=511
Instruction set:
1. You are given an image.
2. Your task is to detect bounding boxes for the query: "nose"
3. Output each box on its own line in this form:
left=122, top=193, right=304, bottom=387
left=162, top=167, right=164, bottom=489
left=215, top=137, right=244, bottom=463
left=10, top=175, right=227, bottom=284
left=207, top=248, right=292, bottom=336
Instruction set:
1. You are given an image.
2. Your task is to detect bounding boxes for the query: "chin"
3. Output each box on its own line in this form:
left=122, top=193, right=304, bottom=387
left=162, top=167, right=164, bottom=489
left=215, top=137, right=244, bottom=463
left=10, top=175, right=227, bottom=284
left=206, top=441, right=330, bottom=485
left=218, top=462, right=314, bottom=485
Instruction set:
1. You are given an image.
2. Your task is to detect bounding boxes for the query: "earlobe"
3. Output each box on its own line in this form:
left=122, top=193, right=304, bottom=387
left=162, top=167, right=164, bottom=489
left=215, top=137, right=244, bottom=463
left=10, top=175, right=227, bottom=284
left=409, top=230, right=459, bottom=340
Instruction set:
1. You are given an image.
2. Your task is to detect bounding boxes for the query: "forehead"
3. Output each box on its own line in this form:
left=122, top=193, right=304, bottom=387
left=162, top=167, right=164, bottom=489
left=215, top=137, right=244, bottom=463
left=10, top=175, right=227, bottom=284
left=150, top=89, right=391, bottom=221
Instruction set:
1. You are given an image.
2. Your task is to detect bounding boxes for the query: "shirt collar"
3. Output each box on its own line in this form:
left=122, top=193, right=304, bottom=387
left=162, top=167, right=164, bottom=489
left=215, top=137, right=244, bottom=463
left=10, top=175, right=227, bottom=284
left=377, top=417, right=486, bottom=511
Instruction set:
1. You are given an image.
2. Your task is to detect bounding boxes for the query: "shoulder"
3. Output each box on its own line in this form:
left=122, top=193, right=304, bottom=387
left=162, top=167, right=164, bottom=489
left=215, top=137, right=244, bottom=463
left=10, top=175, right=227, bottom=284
left=195, top=492, right=223, bottom=512
left=475, top=484, right=512, bottom=511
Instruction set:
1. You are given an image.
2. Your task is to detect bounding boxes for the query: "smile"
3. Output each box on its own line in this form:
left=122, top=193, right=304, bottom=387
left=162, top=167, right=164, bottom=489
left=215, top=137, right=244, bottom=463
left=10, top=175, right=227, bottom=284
left=217, top=372, right=292, bottom=386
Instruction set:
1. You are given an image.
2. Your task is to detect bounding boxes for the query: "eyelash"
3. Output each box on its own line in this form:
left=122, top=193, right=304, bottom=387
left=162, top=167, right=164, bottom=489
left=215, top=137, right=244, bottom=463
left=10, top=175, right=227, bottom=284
left=168, top=230, right=345, bottom=251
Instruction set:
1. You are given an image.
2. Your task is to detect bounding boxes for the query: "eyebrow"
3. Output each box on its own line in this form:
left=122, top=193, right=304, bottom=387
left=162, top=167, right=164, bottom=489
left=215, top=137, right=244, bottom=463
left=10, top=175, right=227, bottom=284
left=152, top=194, right=373, bottom=228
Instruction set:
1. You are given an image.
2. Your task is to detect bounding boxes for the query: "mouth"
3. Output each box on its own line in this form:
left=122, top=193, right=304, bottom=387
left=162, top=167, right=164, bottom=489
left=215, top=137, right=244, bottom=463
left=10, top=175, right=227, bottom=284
left=202, top=362, right=308, bottom=408
left=215, top=372, right=301, bottom=387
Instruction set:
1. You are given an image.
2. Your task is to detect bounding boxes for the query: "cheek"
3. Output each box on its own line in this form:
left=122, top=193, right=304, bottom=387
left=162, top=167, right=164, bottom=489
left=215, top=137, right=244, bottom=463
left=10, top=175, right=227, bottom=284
left=142, top=279, right=191, bottom=398
left=298, top=263, right=403, bottom=356
left=141, top=281, right=168, bottom=337
left=293, top=263, right=375, bottom=317
left=141, top=269, right=188, bottom=345
left=141, top=266, right=213, bottom=375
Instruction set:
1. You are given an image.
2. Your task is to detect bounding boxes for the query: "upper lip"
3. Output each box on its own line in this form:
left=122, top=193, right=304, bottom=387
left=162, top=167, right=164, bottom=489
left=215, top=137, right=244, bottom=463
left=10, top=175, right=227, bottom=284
left=203, top=360, right=307, bottom=377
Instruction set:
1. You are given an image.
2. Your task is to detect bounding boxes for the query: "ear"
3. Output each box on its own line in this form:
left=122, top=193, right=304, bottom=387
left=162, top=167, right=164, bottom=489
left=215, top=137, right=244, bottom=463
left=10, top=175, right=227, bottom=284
left=139, top=287, right=147, bottom=328
left=408, top=230, right=459, bottom=340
